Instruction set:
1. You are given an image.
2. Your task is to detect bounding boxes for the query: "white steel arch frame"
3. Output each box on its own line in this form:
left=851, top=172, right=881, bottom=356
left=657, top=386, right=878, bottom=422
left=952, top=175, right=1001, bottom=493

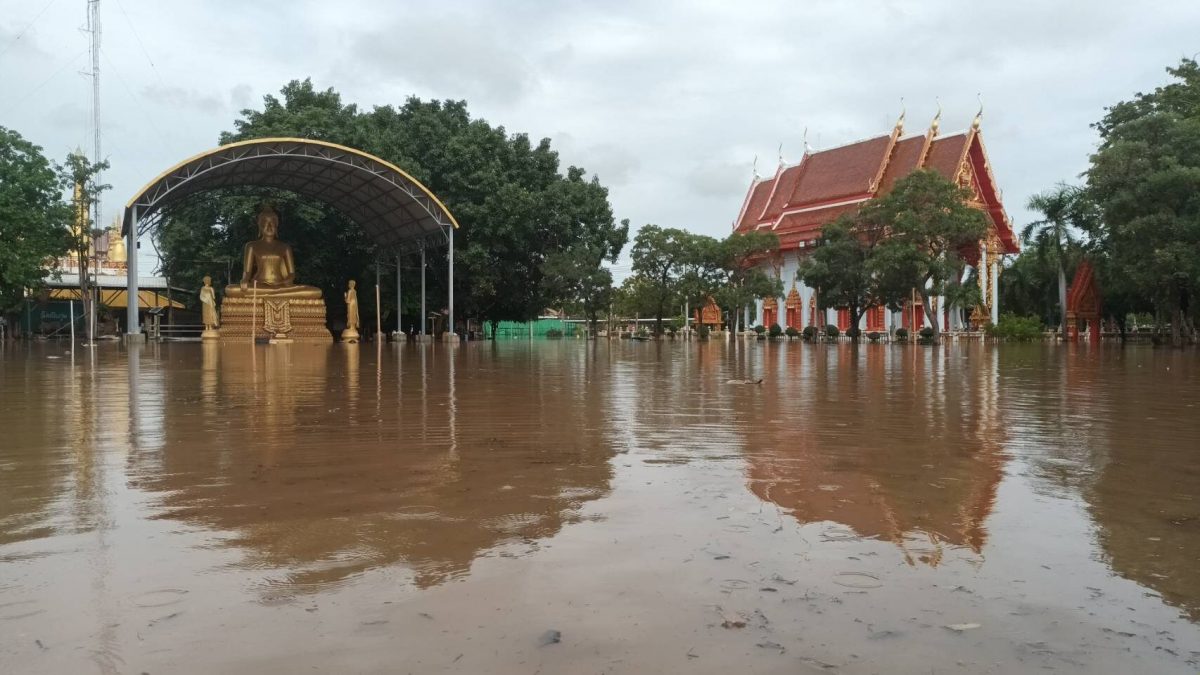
left=121, top=138, right=458, bottom=338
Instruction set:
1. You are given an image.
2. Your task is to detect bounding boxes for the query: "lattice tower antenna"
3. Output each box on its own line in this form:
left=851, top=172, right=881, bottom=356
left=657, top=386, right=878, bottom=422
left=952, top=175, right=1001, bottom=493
left=85, top=0, right=102, bottom=228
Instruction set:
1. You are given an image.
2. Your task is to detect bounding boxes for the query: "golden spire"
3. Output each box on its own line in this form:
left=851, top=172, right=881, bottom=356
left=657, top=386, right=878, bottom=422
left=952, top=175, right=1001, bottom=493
left=752, top=155, right=760, bottom=180
left=895, top=97, right=906, bottom=135
left=802, top=127, right=813, bottom=155
left=107, top=215, right=126, bottom=265
left=930, top=98, right=942, bottom=137
left=972, top=93, right=984, bottom=131
left=777, top=143, right=784, bottom=167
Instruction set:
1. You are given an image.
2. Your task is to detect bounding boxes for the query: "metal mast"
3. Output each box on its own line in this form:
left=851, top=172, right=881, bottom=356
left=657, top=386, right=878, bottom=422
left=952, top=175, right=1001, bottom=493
left=86, top=0, right=101, bottom=226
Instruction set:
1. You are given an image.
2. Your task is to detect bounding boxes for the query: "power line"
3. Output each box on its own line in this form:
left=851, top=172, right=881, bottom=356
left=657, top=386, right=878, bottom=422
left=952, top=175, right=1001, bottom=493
left=113, top=0, right=164, bottom=86
left=0, top=0, right=59, bottom=60
left=0, top=48, right=88, bottom=118
left=101, top=47, right=169, bottom=146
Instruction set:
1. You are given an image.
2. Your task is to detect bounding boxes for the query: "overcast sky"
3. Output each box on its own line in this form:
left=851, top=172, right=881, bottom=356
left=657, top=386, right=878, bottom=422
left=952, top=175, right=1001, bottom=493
left=2, top=0, right=1197, bottom=276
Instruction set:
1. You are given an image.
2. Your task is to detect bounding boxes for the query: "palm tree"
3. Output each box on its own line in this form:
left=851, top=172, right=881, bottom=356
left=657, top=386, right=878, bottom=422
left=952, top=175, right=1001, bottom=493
left=1023, top=185, right=1082, bottom=334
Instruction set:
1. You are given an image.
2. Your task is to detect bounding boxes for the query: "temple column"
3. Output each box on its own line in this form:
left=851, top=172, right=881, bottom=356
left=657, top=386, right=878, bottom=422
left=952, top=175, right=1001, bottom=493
left=990, top=258, right=1000, bottom=324
left=979, top=242, right=989, bottom=324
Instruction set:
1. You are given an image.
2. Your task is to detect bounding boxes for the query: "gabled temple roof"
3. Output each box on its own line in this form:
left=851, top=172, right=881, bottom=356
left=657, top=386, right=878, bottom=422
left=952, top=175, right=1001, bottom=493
left=735, top=120, right=1018, bottom=254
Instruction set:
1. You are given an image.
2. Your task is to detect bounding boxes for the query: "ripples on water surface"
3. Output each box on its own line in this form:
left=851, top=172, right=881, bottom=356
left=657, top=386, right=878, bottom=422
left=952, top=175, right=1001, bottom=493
left=0, top=340, right=1197, bottom=674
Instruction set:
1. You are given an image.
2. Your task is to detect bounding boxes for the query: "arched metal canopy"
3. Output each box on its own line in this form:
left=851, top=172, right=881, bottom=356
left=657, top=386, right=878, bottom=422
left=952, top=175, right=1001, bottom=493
left=121, top=138, right=459, bottom=340
left=121, top=137, right=458, bottom=248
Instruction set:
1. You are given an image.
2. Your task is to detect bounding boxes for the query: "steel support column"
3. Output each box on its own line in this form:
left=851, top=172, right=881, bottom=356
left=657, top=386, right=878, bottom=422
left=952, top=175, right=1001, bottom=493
left=126, top=206, right=140, bottom=335
left=448, top=225, right=455, bottom=337
left=396, top=253, right=402, bottom=336
left=420, top=245, right=427, bottom=337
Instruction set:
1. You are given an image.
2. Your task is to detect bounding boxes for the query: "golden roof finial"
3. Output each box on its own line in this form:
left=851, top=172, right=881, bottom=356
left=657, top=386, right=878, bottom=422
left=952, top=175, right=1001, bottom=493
left=752, top=155, right=759, bottom=180
left=777, top=143, right=784, bottom=167
left=930, top=97, right=942, bottom=137
left=972, top=93, right=983, bottom=131
left=895, top=97, right=906, bottom=135
left=802, top=127, right=813, bottom=155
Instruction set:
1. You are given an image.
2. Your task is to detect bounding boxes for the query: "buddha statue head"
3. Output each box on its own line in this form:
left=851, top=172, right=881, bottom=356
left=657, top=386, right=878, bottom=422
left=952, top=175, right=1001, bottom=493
left=257, top=205, right=280, bottom=241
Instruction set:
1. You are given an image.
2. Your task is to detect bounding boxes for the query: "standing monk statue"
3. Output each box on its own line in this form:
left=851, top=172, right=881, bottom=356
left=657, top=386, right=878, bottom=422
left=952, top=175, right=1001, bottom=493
left=224, top=205, right=322, bottom=299
left=342, top=280, right=361, bottom=343
left=199, top=275, right=220, bottom=339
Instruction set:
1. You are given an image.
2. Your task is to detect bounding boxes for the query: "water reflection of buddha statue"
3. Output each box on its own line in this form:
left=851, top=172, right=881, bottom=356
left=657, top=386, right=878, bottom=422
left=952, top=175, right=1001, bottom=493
left=224, top=206, right=322, bottom=299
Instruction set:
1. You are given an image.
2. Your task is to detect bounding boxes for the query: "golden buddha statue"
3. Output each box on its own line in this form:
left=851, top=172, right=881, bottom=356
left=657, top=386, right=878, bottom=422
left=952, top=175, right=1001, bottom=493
left=225, top=206, right=322, bottom=299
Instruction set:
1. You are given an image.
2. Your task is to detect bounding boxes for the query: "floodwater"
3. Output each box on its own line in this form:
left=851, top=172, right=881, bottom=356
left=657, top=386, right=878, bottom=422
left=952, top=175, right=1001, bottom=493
left=1, top=340, right=1197, bottom=674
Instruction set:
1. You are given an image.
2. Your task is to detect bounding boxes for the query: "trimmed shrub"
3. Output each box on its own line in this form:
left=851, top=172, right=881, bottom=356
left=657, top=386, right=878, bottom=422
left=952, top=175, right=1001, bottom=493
left=768, top=323, right=783, bottom=338
left=985, top=313, right=1043, bottom=341
left=894, top=327, right=909, bottom=342
left=846, top=326, right=861, bottom=340
left=785, top=326, right=800, bottom=339
left=753, top=324, right=766, bottom=335
left=801, top=325, right=816, bottom=341
left=545, top=328, right=563, bottom=339
left=697, top=324, right=711, bottom=339
left=867, top=331, right=881, bottom=342
left=918, top=326, right=935, bottom=343
left=825, top=324, right=840, bottom=339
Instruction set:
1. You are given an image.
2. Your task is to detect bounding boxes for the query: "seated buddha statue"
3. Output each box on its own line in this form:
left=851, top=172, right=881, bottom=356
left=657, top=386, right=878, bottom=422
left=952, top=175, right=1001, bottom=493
left=225, top=206, right=322, bottom=299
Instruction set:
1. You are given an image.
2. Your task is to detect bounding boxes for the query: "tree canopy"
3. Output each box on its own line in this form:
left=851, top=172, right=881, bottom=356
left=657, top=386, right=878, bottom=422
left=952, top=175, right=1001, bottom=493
left=1085, top=58, right=1200, bottom=345
left=864, top=169, right=989, bottom=342
left=0, top=127, right=69, bottom=312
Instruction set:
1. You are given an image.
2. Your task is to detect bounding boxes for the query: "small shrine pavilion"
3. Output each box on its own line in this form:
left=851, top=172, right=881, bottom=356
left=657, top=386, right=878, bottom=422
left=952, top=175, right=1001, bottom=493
left=733, top=109, right=1018, bottom=332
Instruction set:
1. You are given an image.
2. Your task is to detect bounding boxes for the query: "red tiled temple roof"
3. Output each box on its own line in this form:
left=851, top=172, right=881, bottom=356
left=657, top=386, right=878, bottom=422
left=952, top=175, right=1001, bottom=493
left=734, top=119, right=1017, bottom=254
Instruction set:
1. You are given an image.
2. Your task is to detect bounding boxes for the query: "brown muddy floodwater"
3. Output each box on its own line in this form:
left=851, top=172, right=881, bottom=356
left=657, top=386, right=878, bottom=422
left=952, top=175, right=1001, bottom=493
left=1, top=340, right=1198, bottom=674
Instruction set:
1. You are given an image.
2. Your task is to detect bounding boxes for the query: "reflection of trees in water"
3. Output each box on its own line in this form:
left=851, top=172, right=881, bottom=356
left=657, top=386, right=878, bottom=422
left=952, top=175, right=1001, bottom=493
left=744, top=343, right=1007, bottom=566
left=127, top=343, right=614, bottom=593
left=1070, top=349, right=1200, bottom=621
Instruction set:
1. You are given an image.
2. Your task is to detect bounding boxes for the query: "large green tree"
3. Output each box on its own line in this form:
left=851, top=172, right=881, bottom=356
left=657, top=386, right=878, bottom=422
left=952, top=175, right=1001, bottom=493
left=157, top=79, right=621, bottom=332
left=629, top=224, right=694, bottom=334
left=796, top=214, right=879, bottom=339
left=60, top=151, right=110, bottom=343
left=711, top=230, right=782, bottom=333
left=864, top=169, right=990, bottom=344
left=0, top=127, right=69, bottom=314
left=542, top=218, right=629, bottom=334
left=1086, top=58, right=1200, bottom=345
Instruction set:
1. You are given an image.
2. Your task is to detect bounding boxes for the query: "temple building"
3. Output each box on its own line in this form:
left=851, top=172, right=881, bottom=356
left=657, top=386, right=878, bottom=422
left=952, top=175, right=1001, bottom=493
left=733, top=110, right=1018, bottom=332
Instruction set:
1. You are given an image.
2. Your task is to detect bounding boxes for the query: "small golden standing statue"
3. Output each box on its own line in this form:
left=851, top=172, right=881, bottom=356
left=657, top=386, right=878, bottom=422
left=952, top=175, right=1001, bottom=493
left=342, top=279, right=360, bottom=343
left=199, top=275, right=220, bottom=340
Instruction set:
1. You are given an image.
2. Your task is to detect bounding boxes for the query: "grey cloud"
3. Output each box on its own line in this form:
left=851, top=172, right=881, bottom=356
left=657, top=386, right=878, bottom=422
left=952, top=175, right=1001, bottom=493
left=141, top=84, right=224, bottom=114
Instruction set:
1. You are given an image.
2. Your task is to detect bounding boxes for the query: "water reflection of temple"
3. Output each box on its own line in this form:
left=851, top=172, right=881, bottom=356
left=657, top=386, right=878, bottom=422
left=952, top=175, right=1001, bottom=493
left=744, top=344, right=1007, bottom=566
left=127, top=344, right=615, bottom=593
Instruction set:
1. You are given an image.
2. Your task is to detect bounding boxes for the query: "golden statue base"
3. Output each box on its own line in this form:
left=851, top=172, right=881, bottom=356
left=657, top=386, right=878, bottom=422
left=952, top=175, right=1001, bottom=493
left=201, top=328, right=221, bottom=341
left=218, top=297, right=331, bottom=344
left=341, top=327, right=360, bottom=344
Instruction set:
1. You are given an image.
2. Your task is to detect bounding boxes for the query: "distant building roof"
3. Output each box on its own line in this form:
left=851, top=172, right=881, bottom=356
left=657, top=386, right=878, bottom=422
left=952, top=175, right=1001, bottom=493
left=734, top=118, right=1018, bottom=255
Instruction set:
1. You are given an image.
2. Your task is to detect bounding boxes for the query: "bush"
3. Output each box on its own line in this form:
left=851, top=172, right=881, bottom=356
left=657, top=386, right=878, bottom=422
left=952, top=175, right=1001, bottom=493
left=985, top=313, right=1043, bottom=341
left=801, top=325, right=816, bottom=341
left=545, top=328, right=563, bottom=339
left=894, top=327, right=909, bottom=342
left=918, top=326, right=935, bottom=343
left=768, top=323, right=783, bottom=338
left=867, top=331, right=880, bottom=342
left=846, top=326, right=861, bottom=340
left=785, top=326, right=799, bottom=339
left=697, top=324, right=710, bottom=339
left=825, top=324, right=840, bottom=339
left=753, top=324, right=766, bottom=335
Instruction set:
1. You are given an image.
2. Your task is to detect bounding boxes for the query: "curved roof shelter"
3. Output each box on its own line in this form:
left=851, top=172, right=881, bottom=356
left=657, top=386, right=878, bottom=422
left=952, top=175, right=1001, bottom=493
left=120, top=138, right=460, bottom=339
left=122, top=137, right=458, bottom=248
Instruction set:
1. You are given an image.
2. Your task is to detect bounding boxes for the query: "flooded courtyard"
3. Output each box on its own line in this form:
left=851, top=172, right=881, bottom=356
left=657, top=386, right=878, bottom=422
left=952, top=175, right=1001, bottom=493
left=1, top=340, right=1198, bottom=674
